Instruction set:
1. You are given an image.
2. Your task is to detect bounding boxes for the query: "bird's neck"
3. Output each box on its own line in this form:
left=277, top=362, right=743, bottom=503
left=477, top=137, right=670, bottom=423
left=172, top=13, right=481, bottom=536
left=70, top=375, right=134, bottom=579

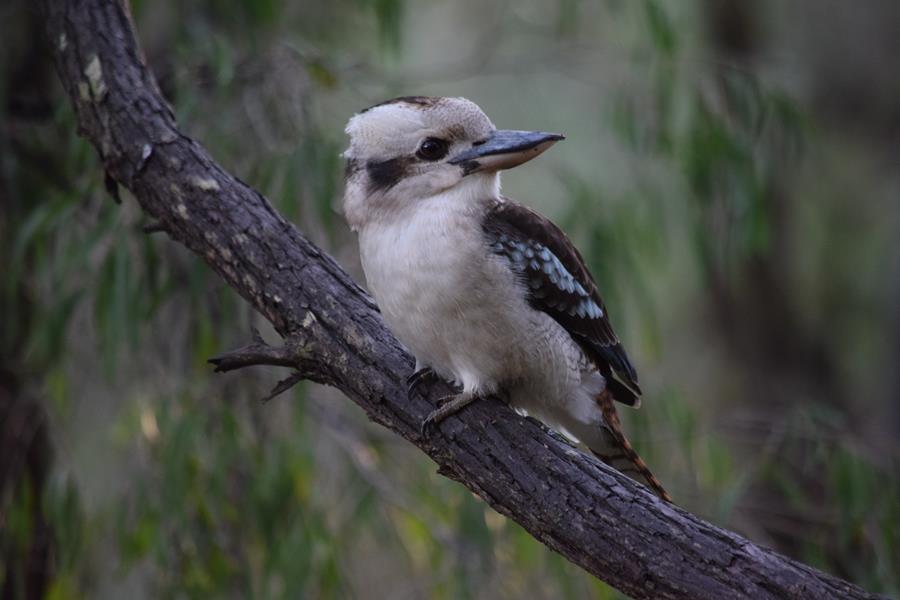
left=419, top=173, right=500, bottom=216
left=345, top=172, right=501, bottom=231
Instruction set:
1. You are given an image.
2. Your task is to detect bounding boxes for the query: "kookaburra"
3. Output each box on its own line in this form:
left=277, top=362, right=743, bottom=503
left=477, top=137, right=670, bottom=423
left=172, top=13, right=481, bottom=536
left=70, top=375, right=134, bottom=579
left=342, top=96, right=671, bottom=501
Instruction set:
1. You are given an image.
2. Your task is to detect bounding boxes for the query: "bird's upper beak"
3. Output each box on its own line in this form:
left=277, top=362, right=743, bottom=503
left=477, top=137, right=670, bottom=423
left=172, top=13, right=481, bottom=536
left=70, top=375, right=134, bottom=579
left=449, top=130, right=565, bottom=175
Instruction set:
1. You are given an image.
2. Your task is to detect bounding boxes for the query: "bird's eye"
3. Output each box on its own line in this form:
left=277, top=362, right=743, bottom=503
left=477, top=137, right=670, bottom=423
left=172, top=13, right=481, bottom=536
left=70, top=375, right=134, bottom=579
left=416, top=137, right=449, bottom=161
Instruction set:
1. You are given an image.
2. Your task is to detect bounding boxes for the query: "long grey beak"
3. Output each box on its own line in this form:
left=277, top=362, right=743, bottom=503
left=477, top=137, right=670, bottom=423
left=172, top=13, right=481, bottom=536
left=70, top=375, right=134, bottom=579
left=449, top=130, right=565, bottom=174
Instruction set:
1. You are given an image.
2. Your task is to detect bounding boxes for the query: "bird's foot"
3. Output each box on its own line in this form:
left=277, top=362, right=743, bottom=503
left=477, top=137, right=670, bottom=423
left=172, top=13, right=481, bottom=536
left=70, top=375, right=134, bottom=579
left=420, top=391, right=479, bottom=437
left=406, top=366, right=437, bottom=398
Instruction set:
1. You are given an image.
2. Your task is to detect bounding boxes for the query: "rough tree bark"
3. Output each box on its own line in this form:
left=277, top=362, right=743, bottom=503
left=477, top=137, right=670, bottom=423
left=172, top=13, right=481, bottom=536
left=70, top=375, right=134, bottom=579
left=37, top=1, right=885, bottom=598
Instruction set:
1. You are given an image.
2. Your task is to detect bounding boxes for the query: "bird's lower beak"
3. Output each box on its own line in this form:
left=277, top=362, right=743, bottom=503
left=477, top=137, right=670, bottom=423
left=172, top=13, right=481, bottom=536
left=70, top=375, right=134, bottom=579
left=449, top=130, right=565, bottom=175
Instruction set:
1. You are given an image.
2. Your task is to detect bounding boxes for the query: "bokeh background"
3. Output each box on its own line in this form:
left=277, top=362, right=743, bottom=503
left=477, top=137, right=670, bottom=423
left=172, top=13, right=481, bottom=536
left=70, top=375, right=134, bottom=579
left=2, top=0, right=899, bottom=598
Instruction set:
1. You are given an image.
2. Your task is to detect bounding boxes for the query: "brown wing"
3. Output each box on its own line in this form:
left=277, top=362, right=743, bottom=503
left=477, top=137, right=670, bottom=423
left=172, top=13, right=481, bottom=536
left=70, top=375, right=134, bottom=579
left=482, top=199, right=642, bottom=406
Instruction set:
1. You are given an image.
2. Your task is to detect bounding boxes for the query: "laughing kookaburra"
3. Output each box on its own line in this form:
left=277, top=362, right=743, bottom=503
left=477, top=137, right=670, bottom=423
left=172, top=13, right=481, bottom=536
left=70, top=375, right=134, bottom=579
left=342, top=96, right=671, bottom=501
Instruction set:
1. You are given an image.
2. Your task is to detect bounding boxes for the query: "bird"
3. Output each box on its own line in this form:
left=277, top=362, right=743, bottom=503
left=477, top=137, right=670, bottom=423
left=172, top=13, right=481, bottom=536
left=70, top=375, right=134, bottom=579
left=342, top=95, right=671, bottom=502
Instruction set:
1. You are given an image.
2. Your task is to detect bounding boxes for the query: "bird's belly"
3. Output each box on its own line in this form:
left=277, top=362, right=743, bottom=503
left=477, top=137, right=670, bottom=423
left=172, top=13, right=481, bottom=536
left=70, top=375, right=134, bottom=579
left=360, top=219, right=534, bottom=392
left=506, top=314, right=600, bottom=411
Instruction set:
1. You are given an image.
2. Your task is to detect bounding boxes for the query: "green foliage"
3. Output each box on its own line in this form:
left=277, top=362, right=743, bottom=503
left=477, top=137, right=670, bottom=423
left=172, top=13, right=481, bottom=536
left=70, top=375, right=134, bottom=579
left=371, top=0, right=406, bottom=56
left=115, top=394, right=347, bottom=597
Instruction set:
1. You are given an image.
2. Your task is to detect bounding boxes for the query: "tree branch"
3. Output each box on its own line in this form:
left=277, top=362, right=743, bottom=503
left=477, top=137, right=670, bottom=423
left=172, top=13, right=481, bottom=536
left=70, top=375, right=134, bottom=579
left=207, top=328, right=330, bottom=398
left=38, top=1, right=884, bottom=598
left=208, top=328, right=297, bottom=373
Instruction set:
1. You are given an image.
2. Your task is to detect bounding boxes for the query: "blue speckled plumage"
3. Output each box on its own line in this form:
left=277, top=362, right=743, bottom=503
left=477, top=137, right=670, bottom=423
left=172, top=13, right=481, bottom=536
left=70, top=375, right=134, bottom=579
left=491, top=226, right=605, bottom=323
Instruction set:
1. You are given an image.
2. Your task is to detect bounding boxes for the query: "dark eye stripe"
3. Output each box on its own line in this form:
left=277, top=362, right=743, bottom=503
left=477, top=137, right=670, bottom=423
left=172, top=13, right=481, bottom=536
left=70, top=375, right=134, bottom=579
left=366, top=156, right=413, bottom=192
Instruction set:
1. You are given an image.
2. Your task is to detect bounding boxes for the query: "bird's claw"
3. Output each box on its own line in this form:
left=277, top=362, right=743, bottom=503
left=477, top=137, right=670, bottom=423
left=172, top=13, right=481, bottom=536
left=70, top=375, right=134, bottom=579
left=407, top=367, right=437, bottom=398
left=420, top=412, right=441, bottom=438
left=419, top=392, right=478, bottom=438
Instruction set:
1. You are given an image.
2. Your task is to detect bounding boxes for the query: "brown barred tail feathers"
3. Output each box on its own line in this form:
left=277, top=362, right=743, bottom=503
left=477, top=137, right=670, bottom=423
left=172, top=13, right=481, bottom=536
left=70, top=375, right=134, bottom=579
left=591, top=389, right=673, bottom=503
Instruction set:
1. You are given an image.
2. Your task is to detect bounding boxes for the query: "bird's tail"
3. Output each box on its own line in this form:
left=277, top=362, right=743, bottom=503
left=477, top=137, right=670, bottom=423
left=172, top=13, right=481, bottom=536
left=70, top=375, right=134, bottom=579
left=590, top=389, right=672, bottom=503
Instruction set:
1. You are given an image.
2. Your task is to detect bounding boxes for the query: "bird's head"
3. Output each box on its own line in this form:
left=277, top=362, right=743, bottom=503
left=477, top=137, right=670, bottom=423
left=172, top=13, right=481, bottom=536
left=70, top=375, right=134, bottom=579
left=342, top=96, right=563, bottom=229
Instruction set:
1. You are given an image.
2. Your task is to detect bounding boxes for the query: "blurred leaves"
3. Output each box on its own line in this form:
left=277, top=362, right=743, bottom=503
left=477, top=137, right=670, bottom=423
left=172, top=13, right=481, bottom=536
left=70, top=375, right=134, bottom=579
left=644, top=0, right=678, bottom=57
left=115, top=396, right=346, bottom=597
left=371, top=0, right=405, bottom=56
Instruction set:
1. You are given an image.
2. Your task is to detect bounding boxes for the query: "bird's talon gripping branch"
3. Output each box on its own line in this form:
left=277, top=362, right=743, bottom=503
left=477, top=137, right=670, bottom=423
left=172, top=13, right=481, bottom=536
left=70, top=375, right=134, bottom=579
left=420, top=391, right=480, bottom=437
left=406, top=366, right=437, bottom=398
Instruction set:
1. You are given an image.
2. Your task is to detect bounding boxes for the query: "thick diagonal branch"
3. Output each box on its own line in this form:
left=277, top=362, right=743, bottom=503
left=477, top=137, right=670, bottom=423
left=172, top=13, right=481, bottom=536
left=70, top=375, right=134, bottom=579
left=37, top=1, right=884, bottom=599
